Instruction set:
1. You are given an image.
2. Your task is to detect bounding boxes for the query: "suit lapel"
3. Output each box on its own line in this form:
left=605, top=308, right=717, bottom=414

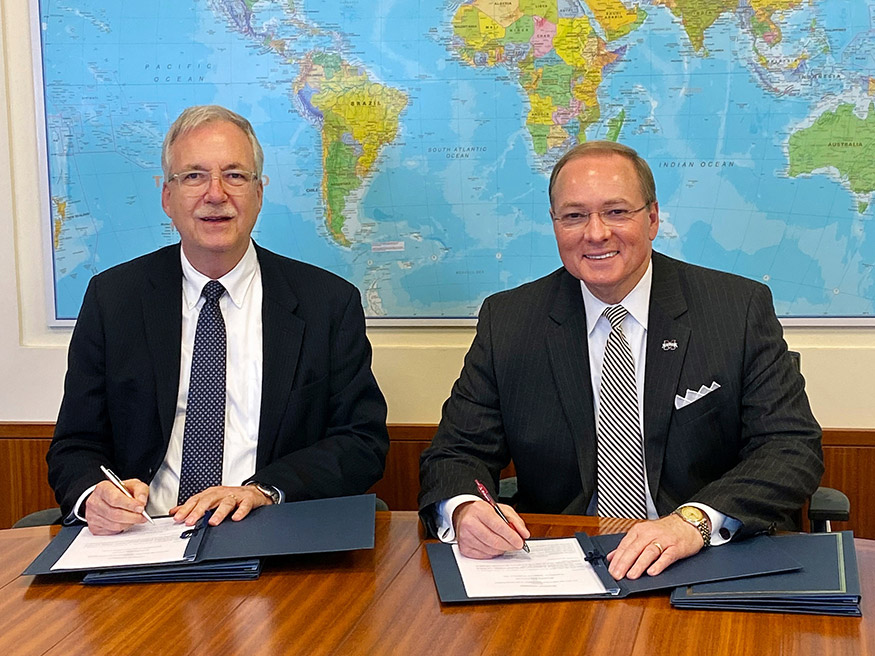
left=545, top=271, right=597, bottom=510
left=644, top=253, right=690, bottom=503
left=143, top=245, right=183, bottom=446
left=255, top=246, right=304, bottom=469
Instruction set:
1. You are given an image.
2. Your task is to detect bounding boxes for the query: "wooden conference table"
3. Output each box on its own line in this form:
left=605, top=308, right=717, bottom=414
left=0, top=512, right=871, bottom=656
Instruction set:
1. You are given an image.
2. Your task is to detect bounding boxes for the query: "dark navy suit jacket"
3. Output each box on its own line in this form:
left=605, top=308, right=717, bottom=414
left=48, top=243, right=389, bottom=516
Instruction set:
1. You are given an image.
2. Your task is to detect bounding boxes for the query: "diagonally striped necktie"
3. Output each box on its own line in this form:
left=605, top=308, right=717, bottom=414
left=596, top=305, right=647, bottom=519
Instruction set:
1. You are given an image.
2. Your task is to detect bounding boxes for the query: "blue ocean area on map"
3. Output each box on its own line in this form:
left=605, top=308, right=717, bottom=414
left=40, top=0, right=875, bottom=320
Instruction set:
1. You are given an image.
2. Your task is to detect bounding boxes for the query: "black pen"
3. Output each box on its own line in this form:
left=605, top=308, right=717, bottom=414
left=475, top=478, right=530, bottom=553
left=100, top=465, right=155, bottom=524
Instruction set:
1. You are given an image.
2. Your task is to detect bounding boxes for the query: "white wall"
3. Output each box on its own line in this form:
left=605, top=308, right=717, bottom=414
left=1, top=0, right=873, bottom=427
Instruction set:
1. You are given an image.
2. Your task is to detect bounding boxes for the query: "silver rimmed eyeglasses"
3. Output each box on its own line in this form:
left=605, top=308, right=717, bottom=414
left=552, top=203, right=650, bottom=229
left=167, top=169, right=259, bottom=196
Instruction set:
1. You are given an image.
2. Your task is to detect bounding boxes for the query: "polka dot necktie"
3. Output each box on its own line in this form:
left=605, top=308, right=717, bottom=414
left=595, top=305, right=647, bottom=519
left=177, top=280, right=227, bottom=505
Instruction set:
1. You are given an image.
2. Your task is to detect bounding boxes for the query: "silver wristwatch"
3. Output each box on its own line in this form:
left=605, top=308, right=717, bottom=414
left=247, top=481, right=280, bottom=505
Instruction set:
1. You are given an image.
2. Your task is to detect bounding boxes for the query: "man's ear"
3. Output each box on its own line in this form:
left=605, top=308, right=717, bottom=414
left=648, top=200, right=660, bottom=241
left=161, top=182, right=171, bottom=216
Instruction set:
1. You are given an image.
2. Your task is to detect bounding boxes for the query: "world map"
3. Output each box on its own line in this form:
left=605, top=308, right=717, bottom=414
left=39, top=0, right=875, bottom=321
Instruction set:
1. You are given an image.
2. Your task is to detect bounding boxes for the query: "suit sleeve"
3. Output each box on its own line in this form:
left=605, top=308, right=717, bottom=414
left=248, top=286, right=389, bottom=500
left=46, top=277, right=116, bottom=516
left=418, top=297, right=511, bottom=535
left=690, top=284, right=824, bottom=536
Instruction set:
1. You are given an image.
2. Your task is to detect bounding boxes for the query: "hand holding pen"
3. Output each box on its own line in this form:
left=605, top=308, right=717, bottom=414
left=475, top=479, right=530, bottom=553
left=99, top=465, right=154, bottom=525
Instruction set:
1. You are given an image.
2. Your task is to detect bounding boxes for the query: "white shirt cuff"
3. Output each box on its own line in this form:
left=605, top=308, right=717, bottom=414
left=685, top=502, right=741, bottom=546
left=68, top=484, right=98, bottom=524
left=435, top=494, right=482, bottom=543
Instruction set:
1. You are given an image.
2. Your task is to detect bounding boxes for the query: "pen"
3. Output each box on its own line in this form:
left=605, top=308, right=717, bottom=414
left=474, top=478, right=530, bottom=553
left=99, top=465, right=155, bottom=525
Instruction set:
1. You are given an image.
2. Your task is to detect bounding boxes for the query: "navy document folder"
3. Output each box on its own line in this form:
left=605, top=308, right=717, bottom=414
left=670, top=531, right=861, bottom=617
left=426, top=531, right=802, bottom=603
left=22, top=493, right=377, bottom=583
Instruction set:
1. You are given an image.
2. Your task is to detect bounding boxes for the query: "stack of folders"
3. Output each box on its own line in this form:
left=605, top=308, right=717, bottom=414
left=22, top=494, right=377, bottom=584
left=427, top=529, right=861, bottom=616
left=671, top=531, right=861, bottom=617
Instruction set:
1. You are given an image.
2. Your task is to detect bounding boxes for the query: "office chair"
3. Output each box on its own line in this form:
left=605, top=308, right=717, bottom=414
left=788, top=351, right=850, bottom=532
left=13, top=507, right=62, bottom=528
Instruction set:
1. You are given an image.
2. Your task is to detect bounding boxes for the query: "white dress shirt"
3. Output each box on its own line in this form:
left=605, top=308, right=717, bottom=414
left=146, top=241, right=264, bottom=514
left=437, top=259, right=739, bottom=545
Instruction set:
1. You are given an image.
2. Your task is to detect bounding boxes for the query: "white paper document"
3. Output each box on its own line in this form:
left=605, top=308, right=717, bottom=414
left=51, top=517, right=193, bottom=571
left=452, top=537, right=613, bottom=598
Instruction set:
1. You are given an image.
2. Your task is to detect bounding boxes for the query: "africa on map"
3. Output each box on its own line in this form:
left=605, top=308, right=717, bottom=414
left=39, top=0, right=875, bottom=321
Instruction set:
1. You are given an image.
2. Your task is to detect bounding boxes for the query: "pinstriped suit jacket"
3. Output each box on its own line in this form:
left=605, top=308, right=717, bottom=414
left=47, top=243, right=389, bottom=517
left=419, top=252, right=823, bottom=537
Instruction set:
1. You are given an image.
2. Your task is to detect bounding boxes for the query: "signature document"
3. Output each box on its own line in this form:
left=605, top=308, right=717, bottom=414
left=452, top=537, right=612, bottom=598
left=51, top=518, right=192, bottom=571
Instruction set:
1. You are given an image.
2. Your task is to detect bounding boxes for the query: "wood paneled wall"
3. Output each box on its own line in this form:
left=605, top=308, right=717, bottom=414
left=0, top=423, right=55, bottom=530
left=2, top=423, right=872, bottom=538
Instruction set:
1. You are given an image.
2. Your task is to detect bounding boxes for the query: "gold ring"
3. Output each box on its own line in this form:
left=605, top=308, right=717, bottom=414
left=228, top=494, right=238, bottom=502
left=652, top=541, right=664, bottom=555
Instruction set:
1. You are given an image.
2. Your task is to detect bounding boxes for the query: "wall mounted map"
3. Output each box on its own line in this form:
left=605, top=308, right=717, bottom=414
left=38, top=0, right=875, bottom=321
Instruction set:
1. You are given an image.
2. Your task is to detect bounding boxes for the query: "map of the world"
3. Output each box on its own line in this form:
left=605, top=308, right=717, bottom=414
left=39, top=0, right=875, bottom=321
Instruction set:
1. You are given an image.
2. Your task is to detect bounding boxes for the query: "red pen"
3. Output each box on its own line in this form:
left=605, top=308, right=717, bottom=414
left=474, top=478, right=530, bottom=553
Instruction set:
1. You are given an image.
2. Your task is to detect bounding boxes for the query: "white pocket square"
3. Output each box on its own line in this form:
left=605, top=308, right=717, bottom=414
left=674, top=381, right=721, bottom=410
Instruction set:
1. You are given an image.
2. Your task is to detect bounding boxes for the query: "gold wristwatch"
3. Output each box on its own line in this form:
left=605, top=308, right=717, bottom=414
left=673, top=505, right=711, bottom=547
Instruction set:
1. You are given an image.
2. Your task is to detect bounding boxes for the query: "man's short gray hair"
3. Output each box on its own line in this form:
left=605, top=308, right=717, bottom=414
left=162, top=105, right=264, bottom=179
left=548, top=140, right=656, bottom=207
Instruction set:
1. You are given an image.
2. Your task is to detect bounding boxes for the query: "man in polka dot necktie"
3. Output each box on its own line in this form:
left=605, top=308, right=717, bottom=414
left=48, top=105, right=390, bottom=535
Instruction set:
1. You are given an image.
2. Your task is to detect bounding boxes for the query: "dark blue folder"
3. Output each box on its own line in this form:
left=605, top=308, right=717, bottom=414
left=22, top=494, right=377, bottom=583
left=670, top=531, right=861, bottom=616
left=81, top=558, right=264, bottom=584
left=426, top=531, right=802, bottom=603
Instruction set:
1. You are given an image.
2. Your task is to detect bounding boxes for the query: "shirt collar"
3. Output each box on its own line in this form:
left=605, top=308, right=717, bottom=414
left=581, top=258, right=654, bottom=336
left=180, top=240, right=259, bottom=310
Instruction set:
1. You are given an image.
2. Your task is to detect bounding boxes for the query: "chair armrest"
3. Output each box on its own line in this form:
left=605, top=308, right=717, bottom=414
left=498, top=477, right=518, bottom=506
left=13, top=507, right=63, bottom=528
left=808, top=486, right=850, bottom=523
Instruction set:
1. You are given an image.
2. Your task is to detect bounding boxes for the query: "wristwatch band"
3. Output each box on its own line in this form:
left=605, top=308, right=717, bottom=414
left=673, top=506, right=712, bottom=547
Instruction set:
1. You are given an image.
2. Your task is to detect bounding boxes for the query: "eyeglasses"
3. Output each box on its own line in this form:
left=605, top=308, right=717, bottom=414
left=167, top=169, right=259, bottom=196
left=552, top=203, right=650, bottom=230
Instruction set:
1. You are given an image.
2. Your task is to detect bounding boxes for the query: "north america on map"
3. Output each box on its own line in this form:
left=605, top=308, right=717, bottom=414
left=41, top=0, right=875, bottom=320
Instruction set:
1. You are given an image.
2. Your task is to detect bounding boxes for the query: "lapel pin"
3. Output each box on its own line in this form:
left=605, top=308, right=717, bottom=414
left=662, top=339, right=678, bottom=351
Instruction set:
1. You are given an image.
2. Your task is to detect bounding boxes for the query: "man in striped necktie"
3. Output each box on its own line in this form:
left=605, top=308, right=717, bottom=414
left=419, top=141, right=823, bottom=580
